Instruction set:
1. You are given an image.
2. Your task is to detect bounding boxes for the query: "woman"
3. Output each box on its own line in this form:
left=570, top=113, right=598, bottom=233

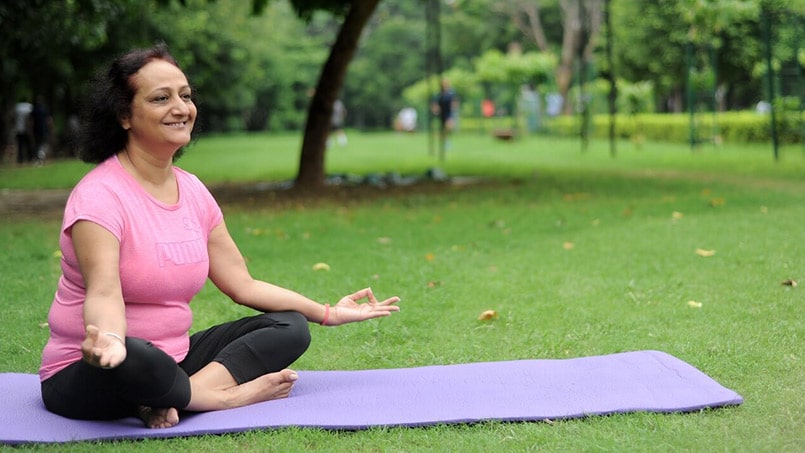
left=39, top=44, right=400, bottom=429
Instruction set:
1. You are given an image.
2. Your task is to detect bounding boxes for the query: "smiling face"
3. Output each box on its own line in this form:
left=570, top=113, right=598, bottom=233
left=121, top=59, right=196, bottom=154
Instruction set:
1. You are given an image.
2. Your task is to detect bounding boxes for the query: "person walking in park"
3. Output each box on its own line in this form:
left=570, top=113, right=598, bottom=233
left=328, top=98, right=348, bottom=147
left=39, top=43, right=400, bottom=429
left=430, top=78, right=458, bottom=149
left=32, top=96, right=53, bottom=163
left=14, top=99, right=33, bottom=164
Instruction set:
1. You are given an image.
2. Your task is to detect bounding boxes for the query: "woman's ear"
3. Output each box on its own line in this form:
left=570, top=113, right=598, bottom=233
left=120, top=116, right=130, bottom=131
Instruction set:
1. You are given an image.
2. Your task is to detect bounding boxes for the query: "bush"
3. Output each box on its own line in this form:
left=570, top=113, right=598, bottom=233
left=543, top=110, right=804, bottom=144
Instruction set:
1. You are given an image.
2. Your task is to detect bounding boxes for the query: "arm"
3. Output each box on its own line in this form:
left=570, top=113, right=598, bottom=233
left=72, top=220, right=127, bottom=368
left=207, top=221, right=400, bottom=325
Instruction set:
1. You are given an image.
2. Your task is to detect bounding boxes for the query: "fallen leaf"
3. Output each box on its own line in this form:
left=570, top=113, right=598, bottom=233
left=39, top=322, right=49, bottom=328
left=710, top=197, right=726, bottom=207
left=760, top=206, right=768, bottom=214
left=425, top=252, right=435, bottom=261
left=687, top=300, right=702, bottom=308
left=563, top=242, right=574, bottom=250
left=377, top=237, right=391, bottom=244
left=695, top=248, right=716, bottom=257
left=672, top=211, right=684, bottom=220
left=426, top=280, right=442, bottom=288
left=245, top=227, right=265, bottom=236
left=563, top=192, right=590, bottom=201
left=478, top=310, right=498, bottom=321
left=52, top=250, right=62, bottom=258
left=312, top=262, right=330, bottom=271
left=781, top=279, right=798, bottom=287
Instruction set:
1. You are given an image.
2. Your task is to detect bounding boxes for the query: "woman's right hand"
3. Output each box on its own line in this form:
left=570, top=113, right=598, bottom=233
left=81, top=325, right=127, bottom=369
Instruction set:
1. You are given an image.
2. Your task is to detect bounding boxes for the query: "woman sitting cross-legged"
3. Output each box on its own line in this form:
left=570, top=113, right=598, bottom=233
left=39, top=43, right=400, bottom=429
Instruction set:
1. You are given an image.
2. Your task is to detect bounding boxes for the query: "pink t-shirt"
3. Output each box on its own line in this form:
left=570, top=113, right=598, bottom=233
left=39, top=155, right=223, bottom=381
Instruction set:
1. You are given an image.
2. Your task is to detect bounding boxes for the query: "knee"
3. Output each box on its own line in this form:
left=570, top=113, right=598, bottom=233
left=118, top=338, right=178, bottom=383
left=256, top=311, right=311, bottom=353
left=277, top=311, right=312, bottom=350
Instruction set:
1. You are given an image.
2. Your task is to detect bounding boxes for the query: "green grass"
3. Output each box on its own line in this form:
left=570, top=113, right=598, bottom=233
left=1, top=132, right=803, bottom=451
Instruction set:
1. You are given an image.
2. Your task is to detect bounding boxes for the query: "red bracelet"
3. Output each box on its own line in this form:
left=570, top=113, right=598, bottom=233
left=321, top=303, right=330, bottom=326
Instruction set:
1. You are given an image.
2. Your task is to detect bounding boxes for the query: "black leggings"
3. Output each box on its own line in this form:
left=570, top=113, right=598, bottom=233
left=41, top=311, right=311, bottom=421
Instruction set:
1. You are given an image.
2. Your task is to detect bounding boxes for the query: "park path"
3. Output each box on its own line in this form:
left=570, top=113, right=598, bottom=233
left=1, top=182, right=297, bottom=220
left=1, top=177, right=481, bottom=221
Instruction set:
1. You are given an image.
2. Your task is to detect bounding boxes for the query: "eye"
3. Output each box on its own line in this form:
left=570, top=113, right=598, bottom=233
left=181, top=93, right=193, bottom=102
left=151, top=95, right=170, bottom=103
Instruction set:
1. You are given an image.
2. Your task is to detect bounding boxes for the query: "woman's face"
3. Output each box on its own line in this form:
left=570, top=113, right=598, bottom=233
left=122, top=59, right=196, bottom=152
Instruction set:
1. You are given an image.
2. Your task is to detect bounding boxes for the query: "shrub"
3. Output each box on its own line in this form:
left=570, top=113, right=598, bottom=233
left=543, top=110, right=804, bottom=144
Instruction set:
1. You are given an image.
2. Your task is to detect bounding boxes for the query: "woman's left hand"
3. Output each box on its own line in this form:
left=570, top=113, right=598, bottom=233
left=325, top=288, right=400, bottom=326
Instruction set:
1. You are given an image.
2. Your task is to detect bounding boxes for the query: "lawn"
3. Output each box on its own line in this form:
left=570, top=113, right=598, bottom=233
left=1, top=132, right=803, bottom=451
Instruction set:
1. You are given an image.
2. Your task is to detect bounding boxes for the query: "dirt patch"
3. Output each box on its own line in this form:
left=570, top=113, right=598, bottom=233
left=1, top=176, right=490, bottom=221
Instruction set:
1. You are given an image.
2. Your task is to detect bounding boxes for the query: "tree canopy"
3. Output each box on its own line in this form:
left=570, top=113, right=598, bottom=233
left=2, top=0, right=803, bottom=187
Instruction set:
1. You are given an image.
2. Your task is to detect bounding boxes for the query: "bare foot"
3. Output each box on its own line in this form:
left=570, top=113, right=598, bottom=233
left=137, top=406, right=180, bottom=429
left=185, top=365, right=300, bottom=412
left=226, top=369, right=299, bottom=408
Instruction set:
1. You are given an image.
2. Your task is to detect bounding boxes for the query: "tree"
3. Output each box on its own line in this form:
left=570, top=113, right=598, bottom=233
left=493, top=0, right=604, bottom=114
left=0, top=0, right=149, bottom=153
left=612, top=0, right=765, bottom=112
left=343, top=9, right=427, bottom=129
left=278, top=0, right=382, bottom=190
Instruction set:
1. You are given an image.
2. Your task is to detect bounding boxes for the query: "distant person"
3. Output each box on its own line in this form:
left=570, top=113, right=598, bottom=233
left=518, top=84, right=541, bottom=133
left=39, top=43, right=400, bottom=430
left=546, top=92, right=563, bottom=117
left=430, top=78, right=458, bottom=148
left=32, top=96, right=53, bottom=163
left=395, top=107, right=417, bottom=133
left=329, top=99, right=347, bottom=147
left=14, top=100, right=33, bottom=163
left=481, top=99, right=495, bottom=119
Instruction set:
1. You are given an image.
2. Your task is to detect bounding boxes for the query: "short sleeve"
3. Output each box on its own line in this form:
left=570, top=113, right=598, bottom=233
left=62, top=181, right=125, bottom=240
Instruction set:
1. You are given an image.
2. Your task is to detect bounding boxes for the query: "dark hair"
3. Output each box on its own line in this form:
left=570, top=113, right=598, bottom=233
left=77, top=43, right=193, bottom=163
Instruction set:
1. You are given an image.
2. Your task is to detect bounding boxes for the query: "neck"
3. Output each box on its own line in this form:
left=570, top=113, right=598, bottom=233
left=121, top=148, right=173, bottom=186
left=119, top=149, right=179, bottom=204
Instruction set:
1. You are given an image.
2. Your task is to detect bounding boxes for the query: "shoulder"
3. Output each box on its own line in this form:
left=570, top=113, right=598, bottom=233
left=173, top=165, right=224, bottom=227
left=70, top=158, right=121, bottom=200
left=173, top=165, right=211, bottom=194
left=63, top=158, right=128, bottom=236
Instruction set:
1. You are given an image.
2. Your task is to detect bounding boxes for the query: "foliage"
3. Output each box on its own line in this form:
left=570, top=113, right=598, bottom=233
left=545, top=110, right=804, bottom=145
left=343, top=12, right=427, bottom=128
left=611, top=0, right=768, bottom=112
left=2, top=0, right=804, bottom=153
left=401, top=68, right=479, bottom=119
left=151, top=0, right=328, bottom=132
left=474, top=49, right=556, bottom=87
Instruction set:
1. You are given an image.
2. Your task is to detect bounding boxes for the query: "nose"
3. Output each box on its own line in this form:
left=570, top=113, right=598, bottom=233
left=170, top=94, right=191, bottom=116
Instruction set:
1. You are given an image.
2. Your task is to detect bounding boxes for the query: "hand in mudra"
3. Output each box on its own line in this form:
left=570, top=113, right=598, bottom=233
left=327, top=288, right=400, bottom=326
left=81, top=325, right=127, bottom=369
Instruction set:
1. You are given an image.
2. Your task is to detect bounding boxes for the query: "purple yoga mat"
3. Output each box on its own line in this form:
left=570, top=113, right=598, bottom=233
left=0, top=350, right=742, bottom=444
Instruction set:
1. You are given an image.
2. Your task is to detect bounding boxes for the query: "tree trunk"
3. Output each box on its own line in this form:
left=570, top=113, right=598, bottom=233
left=557, top=0, right=580, bottom=115
left=557, top=0, right=602, bottom=116
left=293, top=0, right=380, bottom=191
